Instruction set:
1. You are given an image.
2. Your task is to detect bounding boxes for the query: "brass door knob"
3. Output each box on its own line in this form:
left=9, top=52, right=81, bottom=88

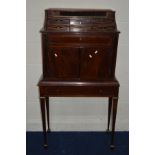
left=89, top=54, right=93, bottom=58
left=94, top=50, right=98, bottom=54
left=54, top=53, right=58, bottom=57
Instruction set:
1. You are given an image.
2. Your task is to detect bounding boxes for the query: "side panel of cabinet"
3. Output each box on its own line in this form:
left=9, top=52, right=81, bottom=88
left=46, top=45, right=79, bottom=78
left=80, top=47, right=114, bottom=80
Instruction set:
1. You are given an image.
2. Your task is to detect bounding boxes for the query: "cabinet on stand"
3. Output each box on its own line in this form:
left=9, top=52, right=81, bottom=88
left=38, top=8, right=120, bottom=149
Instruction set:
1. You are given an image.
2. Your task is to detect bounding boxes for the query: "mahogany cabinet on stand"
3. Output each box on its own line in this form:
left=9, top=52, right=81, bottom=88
left=38, top=8, right=120, bottom=150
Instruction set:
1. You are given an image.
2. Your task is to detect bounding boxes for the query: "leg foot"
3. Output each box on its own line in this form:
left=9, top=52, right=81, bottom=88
left=43, top=144, right=48, bottom=149
left=110, top=145, right=115, bottom=149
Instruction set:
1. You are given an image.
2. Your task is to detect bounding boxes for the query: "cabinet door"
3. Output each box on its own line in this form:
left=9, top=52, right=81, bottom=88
left=80, top=47, right=113, bottom=80
left=47, top=46, right=79, bottom=78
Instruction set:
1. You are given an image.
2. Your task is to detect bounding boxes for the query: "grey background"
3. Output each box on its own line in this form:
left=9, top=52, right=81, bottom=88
left=26, top=0, right=129, bottom=131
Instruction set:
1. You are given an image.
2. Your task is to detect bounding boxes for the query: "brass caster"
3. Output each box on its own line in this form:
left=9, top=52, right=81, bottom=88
left=43, top=144, right=48, bottom=149
left=110, top=145, right=115, bottom=149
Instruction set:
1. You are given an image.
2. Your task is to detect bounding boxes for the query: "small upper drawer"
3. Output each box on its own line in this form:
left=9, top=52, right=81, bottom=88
left=70, top=19, right=90, bottom=25
left=47, top=18, right=70, bottom=24
left=47, top=35, right=113, bottom=45
left=46, top=25, right=69, bottom=32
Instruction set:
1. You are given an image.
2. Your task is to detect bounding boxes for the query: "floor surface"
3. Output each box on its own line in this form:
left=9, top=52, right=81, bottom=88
left=26, top=131, right=129, bottom=155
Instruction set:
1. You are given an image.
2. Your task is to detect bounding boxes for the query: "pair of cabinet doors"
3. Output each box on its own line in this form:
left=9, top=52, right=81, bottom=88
left=45, top=45, right=114, bottom=80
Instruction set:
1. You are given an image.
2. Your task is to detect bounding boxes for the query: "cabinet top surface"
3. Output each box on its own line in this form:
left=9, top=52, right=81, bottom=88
left=45, top=8, right=115, bottom=12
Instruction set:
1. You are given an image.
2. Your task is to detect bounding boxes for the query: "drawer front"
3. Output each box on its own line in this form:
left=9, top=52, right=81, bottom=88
left=47, top=18, right=70, bottom=24
left=47, top=35, right=113, bottom=45
left=70, top=25, right=115, bottom=32
left=46, top=17, right=70, bottom=31
left=69, top=19, right=114, bottom=25
left=40, top=86, right=117, bottom=97
left=46, top=25, right=69, bottom=32
left=70, top=19, right=90, bottom=25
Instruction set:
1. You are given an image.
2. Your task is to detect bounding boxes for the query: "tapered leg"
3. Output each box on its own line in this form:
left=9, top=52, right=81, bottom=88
left=110, top=97, right=118, bottom=149
left=40, top=97, right=48, bottom=148
left=106, top=97, right=113, bottom=132
left=45, top=97, right=51, bottom=132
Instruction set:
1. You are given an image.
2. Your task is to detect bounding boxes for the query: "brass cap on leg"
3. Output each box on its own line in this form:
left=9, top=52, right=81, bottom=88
left=43, top=144, right=48, bottom=149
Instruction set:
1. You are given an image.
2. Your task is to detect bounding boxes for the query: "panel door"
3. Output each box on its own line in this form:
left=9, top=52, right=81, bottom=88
left=80, top=47, right=114, bottom=80
left=46, top=46, right=79, bottom=78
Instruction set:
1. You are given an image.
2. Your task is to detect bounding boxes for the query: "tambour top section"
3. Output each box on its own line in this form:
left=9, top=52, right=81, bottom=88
left=43, top=8, right=118, bottom=32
